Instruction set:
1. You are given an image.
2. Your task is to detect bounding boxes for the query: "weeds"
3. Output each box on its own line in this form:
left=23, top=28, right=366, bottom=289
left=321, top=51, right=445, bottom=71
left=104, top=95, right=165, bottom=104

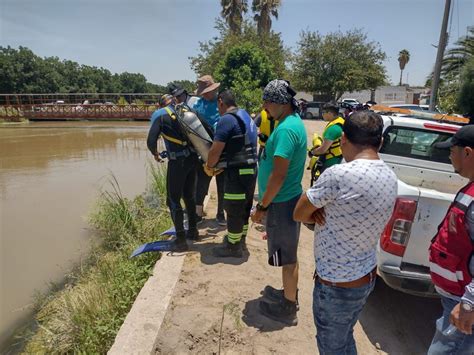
left=20, top=171, right=171, bottom=354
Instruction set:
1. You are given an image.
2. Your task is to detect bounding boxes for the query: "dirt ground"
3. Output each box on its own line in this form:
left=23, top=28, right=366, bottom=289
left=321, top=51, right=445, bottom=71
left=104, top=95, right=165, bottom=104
left=154, top=119, right=442, bottom=355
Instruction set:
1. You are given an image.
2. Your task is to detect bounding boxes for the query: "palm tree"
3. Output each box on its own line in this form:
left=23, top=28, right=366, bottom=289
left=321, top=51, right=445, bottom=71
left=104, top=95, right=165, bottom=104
left=252, top=0, right=281, bottom=36
left=441, top=26, right=474, bottom=79
left=221, top=0, right=248, bottom=35
left=398, top=49, right=410, bottom=86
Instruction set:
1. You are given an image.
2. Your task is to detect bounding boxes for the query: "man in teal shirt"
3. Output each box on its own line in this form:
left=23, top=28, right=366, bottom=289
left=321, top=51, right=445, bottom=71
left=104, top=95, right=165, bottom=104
left=251, top=79, right=307, bottom=326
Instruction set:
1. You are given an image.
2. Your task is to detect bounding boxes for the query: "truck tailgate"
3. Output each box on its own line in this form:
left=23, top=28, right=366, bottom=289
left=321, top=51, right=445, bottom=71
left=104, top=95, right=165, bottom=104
left=401, top=187, right=455, bottom=267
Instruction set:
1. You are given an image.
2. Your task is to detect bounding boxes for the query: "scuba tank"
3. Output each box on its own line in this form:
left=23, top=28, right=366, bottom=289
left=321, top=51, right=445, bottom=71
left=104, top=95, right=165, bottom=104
left=174, top=103, right=214, bottom=162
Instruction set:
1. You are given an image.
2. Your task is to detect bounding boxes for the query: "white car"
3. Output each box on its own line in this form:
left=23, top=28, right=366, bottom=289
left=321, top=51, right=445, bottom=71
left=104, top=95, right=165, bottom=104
left=376, top=114, right=467, bottom=297
left=341, top=98, right=360, bottom=105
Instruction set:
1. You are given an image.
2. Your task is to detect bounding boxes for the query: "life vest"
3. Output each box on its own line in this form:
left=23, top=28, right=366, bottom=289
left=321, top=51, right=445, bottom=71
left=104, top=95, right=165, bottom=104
left=429, top=182, right=474, bottom=296
left=217, top=109, right=258, bottom=169
left=308, top=133, right=323, bottom=171
left=160, top=106, right=189, bottom=148
left=258, top=110, right=278, bottom=147
left=322, top=116, right=345, bottom=161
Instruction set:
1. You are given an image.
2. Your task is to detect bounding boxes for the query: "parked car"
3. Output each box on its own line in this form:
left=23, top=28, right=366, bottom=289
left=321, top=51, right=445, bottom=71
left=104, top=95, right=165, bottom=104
left=302, top=101, right=324, bottom=119
left=376, top=114, right=467, bottom=297
left=341, top=98, right=360, bottom=105
left=389, top=104, right=442, bottom=114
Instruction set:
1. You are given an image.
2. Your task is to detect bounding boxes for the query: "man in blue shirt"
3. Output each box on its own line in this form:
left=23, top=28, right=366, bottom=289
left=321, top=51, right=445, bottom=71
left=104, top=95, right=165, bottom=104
left=192, top=75, right=226, bottom=225
left=206, top=89, right=258, bottom=258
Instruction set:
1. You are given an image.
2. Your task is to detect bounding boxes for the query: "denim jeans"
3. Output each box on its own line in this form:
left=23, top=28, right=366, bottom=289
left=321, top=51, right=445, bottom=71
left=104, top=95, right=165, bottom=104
left=428, top=295, right=474, bottom=355
left=313, top=278, right=376, bottom=355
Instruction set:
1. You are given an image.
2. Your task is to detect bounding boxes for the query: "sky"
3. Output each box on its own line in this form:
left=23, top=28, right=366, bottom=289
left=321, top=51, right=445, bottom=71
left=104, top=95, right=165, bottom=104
left=1, top=0, right=473, bottom=87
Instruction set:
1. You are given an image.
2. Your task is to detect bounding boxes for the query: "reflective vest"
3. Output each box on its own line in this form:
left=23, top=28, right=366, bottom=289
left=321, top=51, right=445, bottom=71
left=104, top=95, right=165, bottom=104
left=429, top=182, right=474, bottom=296
left=258, top=110, right=278, bottom=147
left=322, top=116, right=345, bottom=161
left=217, top=109, right=258, bottom=169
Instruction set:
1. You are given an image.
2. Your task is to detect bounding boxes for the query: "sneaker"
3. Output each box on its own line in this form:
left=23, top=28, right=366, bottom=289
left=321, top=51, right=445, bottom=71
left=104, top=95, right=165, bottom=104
left=216, top=213, right=226, bottom=226
left=259, top=298, right=298, bottom=326
left=196, top=215, right=204, bottom=225
left=212, top=237, right=242, bottom=258
left=186, top=229, right=200, bottom=241
left=223, top=235, right=247, bottom=251
left=263, top=286, right=299, bottom=310
left=241, top=235, right=247, bottom=251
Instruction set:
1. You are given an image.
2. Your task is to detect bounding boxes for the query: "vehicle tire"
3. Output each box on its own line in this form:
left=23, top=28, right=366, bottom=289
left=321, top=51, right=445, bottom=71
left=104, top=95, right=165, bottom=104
left=305, top=112, right=313, bottom=119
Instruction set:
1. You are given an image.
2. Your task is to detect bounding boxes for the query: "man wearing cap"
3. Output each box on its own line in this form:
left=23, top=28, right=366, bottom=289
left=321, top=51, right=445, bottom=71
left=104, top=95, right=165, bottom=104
left=251, top=79, right=307, bottom=326
left=193, top=75, right=226, bottom=226
left=428, top=125, right=474, bottom=354
left=147, top=94, right=200, bottom=252
left=168, top=83, right=198, bottom=108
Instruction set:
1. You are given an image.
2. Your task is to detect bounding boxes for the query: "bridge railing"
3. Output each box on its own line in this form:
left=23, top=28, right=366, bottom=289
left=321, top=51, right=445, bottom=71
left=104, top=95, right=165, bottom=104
left=0, top=93, right=166, bottom=121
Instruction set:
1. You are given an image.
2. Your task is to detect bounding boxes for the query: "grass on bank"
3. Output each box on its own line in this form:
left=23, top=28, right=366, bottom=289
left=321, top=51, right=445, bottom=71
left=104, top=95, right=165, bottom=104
left=21, top=163, right=171, bottom=354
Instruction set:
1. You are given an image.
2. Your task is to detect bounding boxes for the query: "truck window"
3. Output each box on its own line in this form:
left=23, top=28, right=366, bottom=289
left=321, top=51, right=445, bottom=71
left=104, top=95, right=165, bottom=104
left=380, top=126, right=453, bottom=164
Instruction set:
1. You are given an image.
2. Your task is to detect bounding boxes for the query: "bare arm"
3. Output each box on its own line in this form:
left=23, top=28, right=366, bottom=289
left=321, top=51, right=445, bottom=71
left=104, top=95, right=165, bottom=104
left=260, top=156, right=289, bottom=207
left=293, top=193, right=319, bottom=223
left=207, top=141, right=226, bottom=168
left=311, top=139, right=333, bottom=156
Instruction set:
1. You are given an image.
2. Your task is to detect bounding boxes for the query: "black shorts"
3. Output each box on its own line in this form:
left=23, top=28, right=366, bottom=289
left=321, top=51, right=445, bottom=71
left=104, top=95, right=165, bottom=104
left=265, top=194, right=301, bottom=266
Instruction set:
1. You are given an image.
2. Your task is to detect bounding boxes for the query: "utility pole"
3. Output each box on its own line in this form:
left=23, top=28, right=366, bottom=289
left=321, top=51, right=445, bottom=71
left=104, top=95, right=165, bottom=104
left=430, top=0, right=451, bottom=111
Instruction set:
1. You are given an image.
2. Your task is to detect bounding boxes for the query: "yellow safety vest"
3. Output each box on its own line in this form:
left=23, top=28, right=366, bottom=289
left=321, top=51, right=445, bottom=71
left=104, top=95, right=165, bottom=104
left=322, top=116, right=345, bottom=160
left=258, top=110, right=279, bottom=147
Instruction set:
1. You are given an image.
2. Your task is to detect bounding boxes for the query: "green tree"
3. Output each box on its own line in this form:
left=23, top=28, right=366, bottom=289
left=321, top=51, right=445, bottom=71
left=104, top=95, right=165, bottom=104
left=0, top=46, right=162, bottom=94
left=214, top=42, right=275, bottom=113
left=457, top=57, right=474, bottom=117
left=291, top=29, right=387, bottom=100
left=252, top=0, right=281, bottom=36
left=220, top=0, right=248, bottom=35
left=441, top=27, right=474, bottom=80
left=398, top=49, right=410, bottom=86
left=190, top=19, right=288, bottom=80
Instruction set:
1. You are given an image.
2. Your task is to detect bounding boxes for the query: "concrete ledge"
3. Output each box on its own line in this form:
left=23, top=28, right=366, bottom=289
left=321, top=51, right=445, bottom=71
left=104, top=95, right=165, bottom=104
left=108, top=253, right=185, bottom=355
left=109, top=195, right=210, bottom=354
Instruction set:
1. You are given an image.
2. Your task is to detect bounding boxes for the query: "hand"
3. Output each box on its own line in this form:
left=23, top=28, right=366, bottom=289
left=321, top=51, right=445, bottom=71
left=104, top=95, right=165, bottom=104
left=312, top=208, right=326, bottom=226
left=450, top=303, right=474, bottom=335
left=251, top=208, right=266, bottom=224
left=203, top=163, right=223, bottom=177
left=153, top=154, right=162, bottom=163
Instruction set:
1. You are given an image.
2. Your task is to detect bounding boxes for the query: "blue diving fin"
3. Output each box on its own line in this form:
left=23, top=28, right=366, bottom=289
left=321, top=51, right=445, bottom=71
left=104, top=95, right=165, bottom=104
left=160, top=226, right=176, bottom=236
left=130, top=238, right=178, bottom=258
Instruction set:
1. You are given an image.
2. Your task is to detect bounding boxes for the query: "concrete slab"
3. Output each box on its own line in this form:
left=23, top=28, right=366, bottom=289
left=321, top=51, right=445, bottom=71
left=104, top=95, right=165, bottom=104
left=108, top=253, right=185, bottom=355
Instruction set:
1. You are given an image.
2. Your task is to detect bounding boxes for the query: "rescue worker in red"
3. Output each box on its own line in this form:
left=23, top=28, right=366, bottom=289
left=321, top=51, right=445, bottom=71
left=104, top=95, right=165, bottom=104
left=428, top=124, right=474, bottom=354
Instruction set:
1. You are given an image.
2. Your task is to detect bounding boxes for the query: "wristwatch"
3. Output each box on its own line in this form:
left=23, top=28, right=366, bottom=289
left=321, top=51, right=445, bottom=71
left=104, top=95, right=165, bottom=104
left=256, top=202, right=269, bottom=212
left=461, top=301, right=474, bottom=312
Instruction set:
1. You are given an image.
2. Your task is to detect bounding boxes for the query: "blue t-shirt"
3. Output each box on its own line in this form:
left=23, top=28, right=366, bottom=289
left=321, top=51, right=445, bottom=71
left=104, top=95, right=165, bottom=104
left=214, top=109, right=257, bottom=153
left=150, top=108, right=167, bottom=125
left=193, top=98, right=220, bottom=130
left=258, top=113, right=307, bottom=202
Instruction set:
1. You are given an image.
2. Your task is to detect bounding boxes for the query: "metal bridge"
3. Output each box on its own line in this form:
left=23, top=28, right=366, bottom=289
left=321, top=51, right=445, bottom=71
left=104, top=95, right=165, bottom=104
left=0, top=93, right=164, bottom=121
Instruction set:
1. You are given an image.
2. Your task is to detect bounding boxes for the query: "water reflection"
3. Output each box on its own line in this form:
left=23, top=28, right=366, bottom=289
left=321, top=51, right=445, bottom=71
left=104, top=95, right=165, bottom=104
left=0, top=122, right=156, bottom=347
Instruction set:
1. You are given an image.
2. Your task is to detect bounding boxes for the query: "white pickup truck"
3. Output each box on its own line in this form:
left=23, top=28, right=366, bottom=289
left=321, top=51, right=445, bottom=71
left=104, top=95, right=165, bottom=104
left=376, top=114, right=468, bottom=297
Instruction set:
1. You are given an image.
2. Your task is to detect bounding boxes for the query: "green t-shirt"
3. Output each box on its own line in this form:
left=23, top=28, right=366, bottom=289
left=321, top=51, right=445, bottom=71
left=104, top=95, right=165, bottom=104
left=258, top=113, right=307, bottom=203
left=322, top=120, right=343, bottom=167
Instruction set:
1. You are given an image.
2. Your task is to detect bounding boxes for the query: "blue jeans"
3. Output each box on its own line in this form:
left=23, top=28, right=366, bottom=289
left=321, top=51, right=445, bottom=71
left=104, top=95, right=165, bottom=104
left=313, top=278, right=376, bottom=355
left=428, top=296, right=474, bottom=355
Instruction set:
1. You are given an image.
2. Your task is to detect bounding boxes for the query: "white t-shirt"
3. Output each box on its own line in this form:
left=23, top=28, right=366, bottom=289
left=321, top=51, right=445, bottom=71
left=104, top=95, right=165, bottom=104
left=307, top=159, right=397, bottom=282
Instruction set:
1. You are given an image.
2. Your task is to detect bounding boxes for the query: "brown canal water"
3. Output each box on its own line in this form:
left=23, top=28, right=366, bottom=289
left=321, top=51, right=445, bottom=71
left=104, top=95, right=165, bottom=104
left=0, top=121, right=157, bottom=347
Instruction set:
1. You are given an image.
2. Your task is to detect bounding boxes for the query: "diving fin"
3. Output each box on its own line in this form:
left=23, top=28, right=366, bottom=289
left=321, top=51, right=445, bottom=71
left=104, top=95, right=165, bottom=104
left=130, top=238, right=180, bottom=258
